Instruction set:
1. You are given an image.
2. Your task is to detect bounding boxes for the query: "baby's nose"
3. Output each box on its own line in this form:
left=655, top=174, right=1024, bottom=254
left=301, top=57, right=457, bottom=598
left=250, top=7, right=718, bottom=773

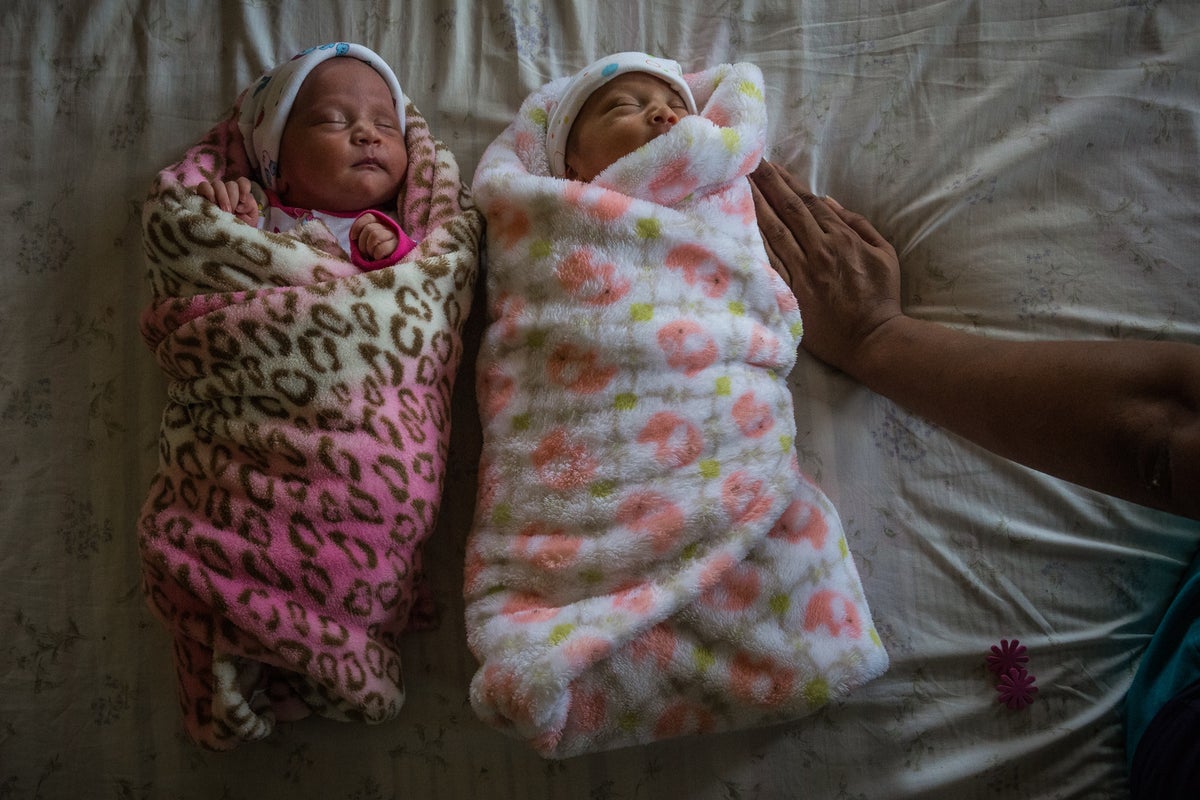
left=649, top=106, right=679, bottom=126
left=353, top=121, right=382, bottom=142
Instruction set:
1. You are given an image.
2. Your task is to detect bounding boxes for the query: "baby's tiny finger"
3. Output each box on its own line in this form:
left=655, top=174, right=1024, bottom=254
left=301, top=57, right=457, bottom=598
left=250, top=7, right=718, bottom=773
left=214, top=182, right=234, bottom=212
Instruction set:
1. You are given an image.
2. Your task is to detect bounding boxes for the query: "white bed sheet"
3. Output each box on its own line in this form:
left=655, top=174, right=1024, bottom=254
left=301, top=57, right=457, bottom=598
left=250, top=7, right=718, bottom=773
left=2, top=1, right=1198, bottom=798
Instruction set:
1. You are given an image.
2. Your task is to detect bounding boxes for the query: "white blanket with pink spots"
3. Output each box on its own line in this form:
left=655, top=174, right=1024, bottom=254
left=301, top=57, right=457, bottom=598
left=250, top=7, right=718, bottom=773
left=465, top=62, right=888, bottom=758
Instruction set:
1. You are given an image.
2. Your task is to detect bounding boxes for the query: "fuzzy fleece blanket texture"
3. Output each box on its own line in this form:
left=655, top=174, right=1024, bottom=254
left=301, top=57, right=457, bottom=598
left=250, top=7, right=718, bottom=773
left=466, top=62, right=889, bottom=759
left=138, top=96, right=481, bottom=749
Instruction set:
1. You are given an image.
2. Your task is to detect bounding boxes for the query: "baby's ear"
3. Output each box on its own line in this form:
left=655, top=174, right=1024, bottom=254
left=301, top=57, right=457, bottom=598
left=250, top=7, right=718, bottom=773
left=563, top=161, right=579, bottom=181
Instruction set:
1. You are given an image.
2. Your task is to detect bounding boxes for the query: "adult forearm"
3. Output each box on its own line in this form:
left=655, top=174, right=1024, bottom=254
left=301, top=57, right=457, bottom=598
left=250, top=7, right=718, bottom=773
left=747, top=162, right=1199, bottom=518
left=848, top=316, right=1200, bottom=520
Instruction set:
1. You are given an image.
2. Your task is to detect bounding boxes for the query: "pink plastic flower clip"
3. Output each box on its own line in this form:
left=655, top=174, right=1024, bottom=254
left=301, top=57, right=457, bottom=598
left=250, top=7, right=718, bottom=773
left=996, top=667, right=1038, bottom=710
left=986, top=638, right=1029, bottom=676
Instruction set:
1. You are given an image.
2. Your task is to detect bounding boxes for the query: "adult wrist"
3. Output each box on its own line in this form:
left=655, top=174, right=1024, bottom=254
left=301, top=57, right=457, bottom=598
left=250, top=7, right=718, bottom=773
left=846, top=313, right=920, bottom=388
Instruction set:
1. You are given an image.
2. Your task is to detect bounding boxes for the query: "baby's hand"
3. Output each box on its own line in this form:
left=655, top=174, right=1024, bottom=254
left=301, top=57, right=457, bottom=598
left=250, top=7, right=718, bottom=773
left=196, top=178, right=259, bottom=226
left=351, top=213, right=400, bottom=262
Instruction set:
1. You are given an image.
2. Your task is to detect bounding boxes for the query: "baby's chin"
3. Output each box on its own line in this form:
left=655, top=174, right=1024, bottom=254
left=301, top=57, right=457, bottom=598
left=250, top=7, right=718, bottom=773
left=309, top=180, right=403, bottom=213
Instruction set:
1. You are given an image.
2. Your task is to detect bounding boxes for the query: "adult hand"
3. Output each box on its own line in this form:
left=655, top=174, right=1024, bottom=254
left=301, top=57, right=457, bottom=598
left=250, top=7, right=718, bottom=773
left=749, top=160, right=902, bottom=376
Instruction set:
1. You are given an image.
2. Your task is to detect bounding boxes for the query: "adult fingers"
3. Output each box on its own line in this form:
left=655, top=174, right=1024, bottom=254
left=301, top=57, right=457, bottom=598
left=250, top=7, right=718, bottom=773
left=753, top=204, right=790, bottom=289
left=826, top=201, right=896, bottom=254
left=763, top=162, right=892, bottom=254
left=750, top=161, right=826, bottom=241
left=772, top=163, right=846, bottom=234
left=760, top=235, right=789, bottom=290
left=749, top=172, right=803, bottom=289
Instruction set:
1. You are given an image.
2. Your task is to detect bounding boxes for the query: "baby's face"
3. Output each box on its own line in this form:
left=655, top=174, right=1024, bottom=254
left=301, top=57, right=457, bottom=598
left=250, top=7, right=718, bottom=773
left=564, top=72, right=691, bottom=182
left=276, top=59, right=407, bottom=212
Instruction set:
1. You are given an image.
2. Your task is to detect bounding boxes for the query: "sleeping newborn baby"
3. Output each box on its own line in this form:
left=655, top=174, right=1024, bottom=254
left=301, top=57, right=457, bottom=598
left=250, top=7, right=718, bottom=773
left=464, top=52, right=888, bottom=758
left=137, top=41, right=481, bottom=749
left=196, top=42, right=416, bottom=269
left=546, top=56, right=697, bottom=181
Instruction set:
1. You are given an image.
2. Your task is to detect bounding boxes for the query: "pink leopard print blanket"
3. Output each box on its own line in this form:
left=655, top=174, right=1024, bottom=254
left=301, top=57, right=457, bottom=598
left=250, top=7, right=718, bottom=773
left=138, top=98, right=480, bottom=749
left=466, top=62, right=888, bottom=759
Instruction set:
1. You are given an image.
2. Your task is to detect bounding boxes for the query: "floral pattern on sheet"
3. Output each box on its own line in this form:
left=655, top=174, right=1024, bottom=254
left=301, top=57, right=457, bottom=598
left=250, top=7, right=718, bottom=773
left=495, top=1, right=549, bottom=57
left=2, top=0, right=1198, bottom=798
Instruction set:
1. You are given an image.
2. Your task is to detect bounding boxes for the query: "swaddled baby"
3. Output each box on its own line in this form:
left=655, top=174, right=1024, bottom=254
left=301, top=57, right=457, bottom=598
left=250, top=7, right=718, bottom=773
left=138, top=41, right=480, bottom=749
left=463, top=52, right=888, bottom=758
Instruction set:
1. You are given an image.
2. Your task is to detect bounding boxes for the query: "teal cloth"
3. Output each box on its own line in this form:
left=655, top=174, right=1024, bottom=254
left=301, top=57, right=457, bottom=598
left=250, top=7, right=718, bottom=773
left=1125, top=548, right=1200, bottom=765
